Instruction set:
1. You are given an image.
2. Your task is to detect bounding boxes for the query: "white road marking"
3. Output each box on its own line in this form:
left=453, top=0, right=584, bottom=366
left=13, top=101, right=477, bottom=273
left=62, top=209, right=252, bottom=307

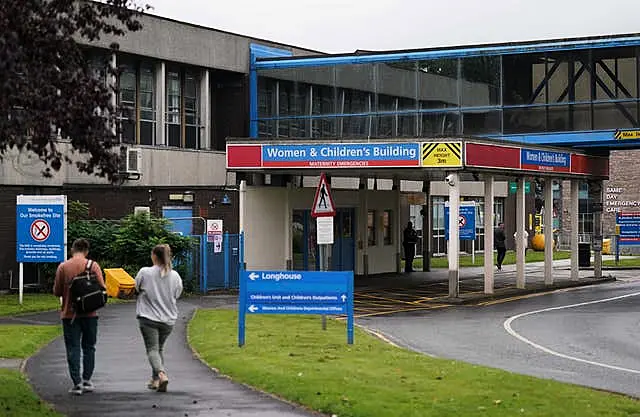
left=504, top=291, right=640, bottom=375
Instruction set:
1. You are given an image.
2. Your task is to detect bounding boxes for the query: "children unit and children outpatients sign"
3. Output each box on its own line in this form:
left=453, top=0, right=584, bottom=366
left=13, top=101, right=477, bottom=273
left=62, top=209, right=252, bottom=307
left=16, top=195, right=67, bottom=263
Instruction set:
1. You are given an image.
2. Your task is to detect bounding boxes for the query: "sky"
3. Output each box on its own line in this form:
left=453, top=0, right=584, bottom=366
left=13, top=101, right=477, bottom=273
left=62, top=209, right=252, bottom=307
left=146, top=0, right=640, bottom=53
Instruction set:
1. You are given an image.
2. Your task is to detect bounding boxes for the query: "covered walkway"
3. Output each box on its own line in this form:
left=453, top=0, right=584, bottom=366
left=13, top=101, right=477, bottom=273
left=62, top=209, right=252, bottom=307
left=227, top=137, right=610, bottom=299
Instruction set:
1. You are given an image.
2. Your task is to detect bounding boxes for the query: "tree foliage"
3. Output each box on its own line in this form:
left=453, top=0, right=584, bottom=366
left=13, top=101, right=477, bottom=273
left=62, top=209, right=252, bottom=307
left=0, top=0, right=148, bottom=181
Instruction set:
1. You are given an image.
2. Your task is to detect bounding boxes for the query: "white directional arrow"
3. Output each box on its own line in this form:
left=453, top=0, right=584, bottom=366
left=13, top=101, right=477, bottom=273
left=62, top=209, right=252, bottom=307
left=249, top=273, right=259, bottom=281
left=341, top=294, right=347, bottom=303
left=248, top=305, right=259, bottom=313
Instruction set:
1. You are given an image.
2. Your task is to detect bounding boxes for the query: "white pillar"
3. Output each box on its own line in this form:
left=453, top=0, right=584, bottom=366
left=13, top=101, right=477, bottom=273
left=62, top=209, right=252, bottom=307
left=394, top=178, right=402, bottom=273
left=239, top=180, right=247, bottom=233
left=571, top=180, right=579, bottom=280
left=284, top=183, right=292, bottom=270
left=199, top=69, right=211, bottom=150
left=483, top=176, right=495, bottom=294
left=544, top=178, right=554, bottom=285
left=448, top=173, right=460, bottom=298
left=155, top=62, right=166, bottom=146
left=516, top=177, right=526, bottom=289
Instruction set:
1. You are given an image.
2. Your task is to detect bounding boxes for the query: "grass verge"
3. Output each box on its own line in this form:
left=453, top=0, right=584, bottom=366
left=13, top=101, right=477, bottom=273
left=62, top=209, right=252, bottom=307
left=0, top=294, right=62, bottom=317
left=407, top=250, right=571, bottom=269
left=189, top=310, right=640, bottom=417
left=0, top=324, right=62, bottom=417
left=0, top=370, right=62, bottom=417
left=0, top=293, right=131, bottom=317
left=0, top=325, right=61, bottom=358
left=603, top=257, right=640, bottom=267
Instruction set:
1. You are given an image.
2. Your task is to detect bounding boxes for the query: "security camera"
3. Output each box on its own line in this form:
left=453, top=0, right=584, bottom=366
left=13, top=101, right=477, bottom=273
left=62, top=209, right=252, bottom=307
left=445, top=174, right=455, bottom=186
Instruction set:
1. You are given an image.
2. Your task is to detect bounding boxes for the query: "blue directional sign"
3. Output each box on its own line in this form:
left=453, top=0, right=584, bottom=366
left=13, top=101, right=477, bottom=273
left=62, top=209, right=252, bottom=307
left=445, top=203, right=476, bottom=241
left=617, top=212, right=640, bottom=245
left=16, top=195, right=67, bottom=263
left=238, top=270, right=354, bottom=346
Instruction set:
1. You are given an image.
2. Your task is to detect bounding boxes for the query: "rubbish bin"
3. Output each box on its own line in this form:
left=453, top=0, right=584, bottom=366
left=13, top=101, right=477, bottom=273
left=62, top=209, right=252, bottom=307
left=602, top=239, right=611, bottom=255
left=104, top=268, right=136, bottom=299
left=578, top=243, right=591, bottom=267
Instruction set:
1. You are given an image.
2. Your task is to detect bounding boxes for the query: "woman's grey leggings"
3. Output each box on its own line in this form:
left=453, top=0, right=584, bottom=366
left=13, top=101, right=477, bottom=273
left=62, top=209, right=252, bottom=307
left=138, top=317, right=174, bottom=379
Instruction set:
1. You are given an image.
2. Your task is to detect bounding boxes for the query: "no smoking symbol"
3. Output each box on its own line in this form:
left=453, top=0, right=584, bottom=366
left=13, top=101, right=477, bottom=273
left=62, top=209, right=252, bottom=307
left=31, top=219, right=50, bottom=242
left=458, top=215, right=466, bottom=228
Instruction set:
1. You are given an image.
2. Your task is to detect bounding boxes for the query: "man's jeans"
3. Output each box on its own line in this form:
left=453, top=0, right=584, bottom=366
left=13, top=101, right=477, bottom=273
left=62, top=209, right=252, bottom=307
left=62, top=317, right=98, bottom=386
left=138, top=317, right=174, bottom=379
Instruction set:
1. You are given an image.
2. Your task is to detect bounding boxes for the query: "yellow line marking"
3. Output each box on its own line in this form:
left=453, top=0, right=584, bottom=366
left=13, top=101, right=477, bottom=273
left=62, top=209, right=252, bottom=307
left=353, top=304, right=451, bottom=318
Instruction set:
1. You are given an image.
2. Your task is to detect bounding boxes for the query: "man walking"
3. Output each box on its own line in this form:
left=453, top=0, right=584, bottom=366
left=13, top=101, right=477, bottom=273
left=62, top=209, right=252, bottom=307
left=403, top=221, right=418, bottom=273
left=494, top=222, right=507, bottom=271
left=53, top=238, right=105, bottom=395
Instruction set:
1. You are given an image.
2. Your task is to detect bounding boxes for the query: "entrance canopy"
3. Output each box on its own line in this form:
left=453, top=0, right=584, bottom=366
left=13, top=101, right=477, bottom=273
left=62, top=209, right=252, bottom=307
left=226, top=137, right=609, bottom=180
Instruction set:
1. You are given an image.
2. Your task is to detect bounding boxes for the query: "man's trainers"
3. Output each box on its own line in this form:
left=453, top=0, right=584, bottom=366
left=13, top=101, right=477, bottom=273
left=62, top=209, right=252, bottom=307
left=157, top=372, right=169, bottom=393
left=82, top=381, right=95, bottom=393
left=69, top=384, right=83, bottom=396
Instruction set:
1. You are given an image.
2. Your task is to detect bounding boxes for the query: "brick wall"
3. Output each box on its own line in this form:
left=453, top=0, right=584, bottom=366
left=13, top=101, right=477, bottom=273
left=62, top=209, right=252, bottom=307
left=602, top=149, right=640, bottom=238
left=0, top=186, right=239, bottom=290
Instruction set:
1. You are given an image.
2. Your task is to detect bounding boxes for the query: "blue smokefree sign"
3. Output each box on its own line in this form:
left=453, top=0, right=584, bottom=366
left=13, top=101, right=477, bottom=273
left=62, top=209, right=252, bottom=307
left=238, top=270, right=354, bottom=346
left=16, top=195, right=67, bottom=263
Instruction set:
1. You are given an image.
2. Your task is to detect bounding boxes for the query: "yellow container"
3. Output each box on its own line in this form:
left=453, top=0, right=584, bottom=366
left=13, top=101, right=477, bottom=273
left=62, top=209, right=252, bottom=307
left=602, top=239, right=611, bottom=255
left=104, top=268, right=136, bottom=299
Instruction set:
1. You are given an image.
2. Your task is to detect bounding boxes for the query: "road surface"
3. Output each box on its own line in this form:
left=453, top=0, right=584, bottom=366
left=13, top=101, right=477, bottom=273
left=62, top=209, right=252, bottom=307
left=362, top=278, right=640, bottom=397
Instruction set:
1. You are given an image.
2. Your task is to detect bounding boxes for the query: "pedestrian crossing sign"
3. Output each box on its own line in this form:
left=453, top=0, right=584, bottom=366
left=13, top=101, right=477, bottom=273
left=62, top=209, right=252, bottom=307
left=311, top=173, right=336, bottom=218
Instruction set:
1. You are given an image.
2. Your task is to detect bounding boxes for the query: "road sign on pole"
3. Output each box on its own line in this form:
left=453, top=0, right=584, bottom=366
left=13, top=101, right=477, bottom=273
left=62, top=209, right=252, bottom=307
left=16, top=195, right=67, bottom=305
left=238, top=270, right=354, bottom=346
left=311, top=173, right=336, bottom=218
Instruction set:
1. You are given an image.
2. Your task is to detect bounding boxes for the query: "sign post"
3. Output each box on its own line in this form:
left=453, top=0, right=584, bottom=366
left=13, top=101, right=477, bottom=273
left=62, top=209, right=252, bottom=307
left=16, top=195, right=67, bottom=305
left=311, top=173, right=336, bottom=330
left=207, top=219, right=224, bottom=252
left=238, top=270, right=354, bottom=346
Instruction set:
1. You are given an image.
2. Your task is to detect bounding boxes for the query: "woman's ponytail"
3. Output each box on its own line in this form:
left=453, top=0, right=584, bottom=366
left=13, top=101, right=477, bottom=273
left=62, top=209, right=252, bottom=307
left=152, top=244, right=173, bottom=277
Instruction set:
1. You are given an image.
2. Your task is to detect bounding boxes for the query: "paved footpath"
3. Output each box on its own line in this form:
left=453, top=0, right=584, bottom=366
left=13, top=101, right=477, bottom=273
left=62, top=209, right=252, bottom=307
left=24, top=299, right=316, bottom=417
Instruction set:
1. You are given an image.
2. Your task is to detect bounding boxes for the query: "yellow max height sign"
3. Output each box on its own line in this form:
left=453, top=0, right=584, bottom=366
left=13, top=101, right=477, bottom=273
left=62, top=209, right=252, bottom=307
left=422, top=142, right=463, bottom=167
left=614, top=129, right=640, bottom=140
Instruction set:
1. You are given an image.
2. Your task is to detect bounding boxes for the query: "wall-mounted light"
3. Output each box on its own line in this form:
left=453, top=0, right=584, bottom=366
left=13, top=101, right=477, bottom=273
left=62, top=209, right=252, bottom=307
left=183, top=191, right=195, bottom=203
left=221, top=194, right=231, bottom=205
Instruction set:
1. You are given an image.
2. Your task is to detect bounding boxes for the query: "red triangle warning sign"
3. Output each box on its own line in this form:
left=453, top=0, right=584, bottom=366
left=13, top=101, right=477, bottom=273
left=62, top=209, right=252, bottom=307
left=311, top=173, right=336, bottom=218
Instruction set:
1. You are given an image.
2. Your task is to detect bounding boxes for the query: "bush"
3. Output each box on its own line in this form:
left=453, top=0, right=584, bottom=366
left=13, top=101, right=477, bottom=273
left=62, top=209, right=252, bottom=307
left=39, top=201, right=195, bottom=292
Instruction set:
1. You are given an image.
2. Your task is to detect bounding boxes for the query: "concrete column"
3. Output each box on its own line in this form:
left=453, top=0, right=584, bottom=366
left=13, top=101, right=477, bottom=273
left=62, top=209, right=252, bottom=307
left=284, top=183, right=292, bottom=270
left=448, top=173, right=460, bottom=298
left=155, top=62, right=166, bottom=146
left=570, top=180, right=579, bottom=280
left=591, top=180, right=604, bottom=279
left=393, top=178, right=402, bottom=274
left=516, top=177, right=526, bottom=289
left=360, top=177, right=369, bottom=277
left=239, top=180, right=247, bottom=233
left=544, top=178, right=554, bottom=285
left=483, top=176, right=494, bottom=294
left=422, top=180, right=431, bottom=272
left=199, top=69, right=211, bottom=150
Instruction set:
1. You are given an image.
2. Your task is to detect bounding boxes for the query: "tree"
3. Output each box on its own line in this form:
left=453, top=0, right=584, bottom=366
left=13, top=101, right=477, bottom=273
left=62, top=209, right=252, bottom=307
left=0, top=0, right=149, bottom=181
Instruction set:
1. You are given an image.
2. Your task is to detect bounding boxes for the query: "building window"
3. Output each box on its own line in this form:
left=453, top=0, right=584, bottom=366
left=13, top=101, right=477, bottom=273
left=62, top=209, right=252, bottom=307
left=118, top=66, right=136, bottom=144
left=383, top=210, right=393, bottom=245
left=367, top=210, right=377, bottom=246
left=139, top=66, right=155, bottom=145
left=184, top=73, right=199, bottom=149
left=166, top=71, right=181, bottom=147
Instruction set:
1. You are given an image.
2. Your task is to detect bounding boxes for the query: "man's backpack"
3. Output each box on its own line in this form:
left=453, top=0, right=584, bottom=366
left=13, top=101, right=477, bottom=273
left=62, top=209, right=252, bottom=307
left=69, top=260, right=107, bottom=314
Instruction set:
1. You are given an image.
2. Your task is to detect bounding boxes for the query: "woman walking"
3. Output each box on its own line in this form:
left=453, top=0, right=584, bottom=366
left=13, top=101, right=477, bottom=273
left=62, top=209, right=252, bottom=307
left=135, top=244, right=183, bottom=392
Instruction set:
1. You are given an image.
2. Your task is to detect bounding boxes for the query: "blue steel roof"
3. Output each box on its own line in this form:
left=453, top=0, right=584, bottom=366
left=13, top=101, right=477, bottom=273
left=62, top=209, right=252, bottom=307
left=255, top=33, right=640, bottom=69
